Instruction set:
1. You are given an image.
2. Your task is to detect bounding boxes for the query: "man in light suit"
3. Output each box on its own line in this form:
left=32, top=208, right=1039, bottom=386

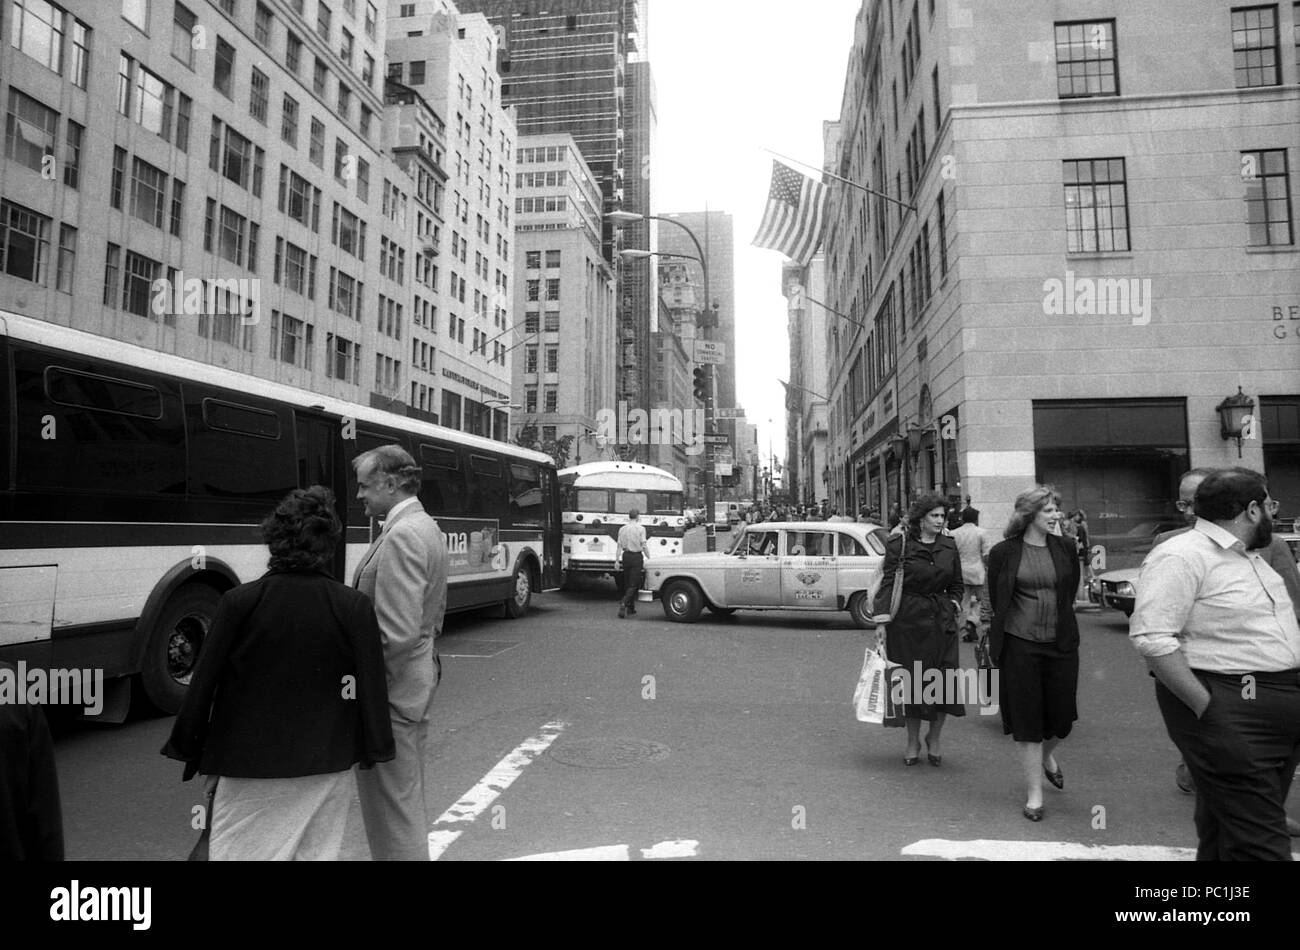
left=352, top=445, right=448, bottom=861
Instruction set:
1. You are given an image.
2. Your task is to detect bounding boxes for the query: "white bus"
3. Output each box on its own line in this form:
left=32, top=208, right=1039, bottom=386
left=558, top=462, right=686, bottom=592
left=0, top=312, right=562, bottom=717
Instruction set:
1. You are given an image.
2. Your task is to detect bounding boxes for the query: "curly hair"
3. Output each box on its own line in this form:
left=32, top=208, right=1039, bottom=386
left=262, top=486, right=342, bottom=572
left=1004, top=485, right=1062, bottom=539
left=905, top=493, right=950, bottom=537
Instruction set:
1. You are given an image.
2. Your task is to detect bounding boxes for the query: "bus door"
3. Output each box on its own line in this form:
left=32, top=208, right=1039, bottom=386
left=294, top=411, right=347, bottom=581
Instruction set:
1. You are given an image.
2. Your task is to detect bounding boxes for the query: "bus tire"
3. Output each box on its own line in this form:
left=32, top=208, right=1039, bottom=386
left=661, top=580, right=703, bottom=623
left=140, top=583, right=221, bottom=714
left=504, top=562, right=532, bottom=619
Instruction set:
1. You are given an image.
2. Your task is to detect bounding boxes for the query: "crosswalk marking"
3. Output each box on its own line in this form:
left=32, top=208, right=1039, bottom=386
left=902, top=838, right=1300, bottom=861
left=506, top=839, right=701, bottom=861
left=427, top=718, right=568, bottom=860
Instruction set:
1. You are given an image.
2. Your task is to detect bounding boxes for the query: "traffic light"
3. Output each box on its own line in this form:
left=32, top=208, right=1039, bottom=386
left=693, top=366, right=709, bottom=403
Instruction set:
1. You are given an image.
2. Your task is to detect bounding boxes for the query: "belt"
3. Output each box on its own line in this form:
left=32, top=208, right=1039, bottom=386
left=1192, top=668, right=1300, bottom=686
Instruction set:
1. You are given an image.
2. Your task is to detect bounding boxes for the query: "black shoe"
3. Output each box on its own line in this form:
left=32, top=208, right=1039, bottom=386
left=1043, top=763, right=1064, bottom=790
left=925, top=738, right=942, bottom=767
left=1023, top=805, right=1044, bottom=822
left=618, top=607, right=626, bottom=619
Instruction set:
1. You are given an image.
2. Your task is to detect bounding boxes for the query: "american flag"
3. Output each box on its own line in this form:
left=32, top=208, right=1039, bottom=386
left=752, top=161, right=828, bottom=266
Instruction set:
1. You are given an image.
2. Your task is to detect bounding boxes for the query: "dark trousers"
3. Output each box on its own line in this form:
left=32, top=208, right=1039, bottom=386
left=620, top=553, right=645, bottom=612
left=1155, top=670, right=1300, bottom=861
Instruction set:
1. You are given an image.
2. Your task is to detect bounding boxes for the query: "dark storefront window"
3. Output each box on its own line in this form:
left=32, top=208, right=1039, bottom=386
left=1262, top=396, right=1300, bottom=525
left=1034, top=399, right=1188, bottom=569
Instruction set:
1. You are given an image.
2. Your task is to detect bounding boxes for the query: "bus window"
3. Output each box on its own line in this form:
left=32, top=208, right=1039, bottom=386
left=645, top=491, right=684, bottom=515
left=468, top=453, right=508, bottom=519
left=612, top=492, right=649, bottom=515
left=15, top=356, right=185, bottom=495
left=509, top=463, right=543, bottom=527
left=573, top=489, right=609, bottom=513
left=418, top=442, right=465, bottom=516
left=187, top=392, right=296, bottom=500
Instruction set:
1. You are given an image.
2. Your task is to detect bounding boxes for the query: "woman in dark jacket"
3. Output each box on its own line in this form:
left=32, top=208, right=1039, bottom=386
left=872, top=493, right=965, bottom=767
left=162, top=487, right=395, bottom=860
left=987, top=486, right=1081, bottom=822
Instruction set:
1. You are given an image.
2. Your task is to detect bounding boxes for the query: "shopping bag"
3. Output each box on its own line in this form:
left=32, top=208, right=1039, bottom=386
left=855, top=630, right=904, bottom=725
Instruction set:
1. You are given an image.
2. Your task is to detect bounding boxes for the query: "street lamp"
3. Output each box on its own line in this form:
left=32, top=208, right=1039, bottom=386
left=1216, top=387, right=1255, bottom=459
left=608, top=209, right=719, bottom=551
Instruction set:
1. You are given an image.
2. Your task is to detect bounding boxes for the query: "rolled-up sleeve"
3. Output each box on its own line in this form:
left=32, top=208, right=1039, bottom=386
left=1129, top=546, right=1198, bottom=658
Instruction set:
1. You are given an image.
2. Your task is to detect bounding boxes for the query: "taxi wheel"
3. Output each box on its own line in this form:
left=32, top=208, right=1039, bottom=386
left=662, top=580, right=703, bottom=623
left=849, top=592, right=875, bottom=629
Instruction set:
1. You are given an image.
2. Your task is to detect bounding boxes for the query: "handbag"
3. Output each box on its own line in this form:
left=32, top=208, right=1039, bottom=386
left=187, top=778, right=217, bottom=861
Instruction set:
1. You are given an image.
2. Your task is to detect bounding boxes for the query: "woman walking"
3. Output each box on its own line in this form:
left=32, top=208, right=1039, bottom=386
left=872, top=493, right=965, bottom=766
left=987, top=487, right=1081, bottom=822
left=162, top=487, right=395, bottom=860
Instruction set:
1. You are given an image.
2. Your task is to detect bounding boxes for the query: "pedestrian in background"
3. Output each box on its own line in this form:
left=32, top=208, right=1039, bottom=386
left=872, top=493, right=965, bottom=767
left=616, top=509, right=651, bottom=619
left=952, top=507, right=994, bottom=642
left=987, top=486, right=1081, bottom=822
left=0, top=660, right=63, bottom=860
left=163, top=487, right=394, bottom=860
left=1131, top=469, right=1300, bottom=860
left=352, top=445, right=449, bottom=861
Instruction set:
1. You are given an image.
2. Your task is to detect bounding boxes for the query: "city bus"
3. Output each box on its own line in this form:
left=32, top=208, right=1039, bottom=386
left=0, top=312, right=561, bottom=717
left=558, top=462, right=686, bottom=592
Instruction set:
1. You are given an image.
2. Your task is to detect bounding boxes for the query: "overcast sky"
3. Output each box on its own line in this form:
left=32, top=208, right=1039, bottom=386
left=647, top=0, right=862, bottom=474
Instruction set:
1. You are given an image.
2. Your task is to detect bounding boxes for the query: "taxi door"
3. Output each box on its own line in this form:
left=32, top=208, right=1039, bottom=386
left=781, top=530, right=838, bottom=610
left=723, top=528, right=783, bottom=606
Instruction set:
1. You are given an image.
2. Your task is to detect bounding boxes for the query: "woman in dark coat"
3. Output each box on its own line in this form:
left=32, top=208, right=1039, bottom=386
left=872, top=493, right=965, bottom=767
left=162, top=486, right=395, bottom=860
left=987, top=486, right=1081, bottom=822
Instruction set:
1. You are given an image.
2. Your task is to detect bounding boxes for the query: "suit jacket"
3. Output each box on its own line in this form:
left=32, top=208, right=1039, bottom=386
left=161, top=570, right=395, bottom=779
left=987, top=534, right=1081, bottom=661
left=353, top=499, right=449, bottom=722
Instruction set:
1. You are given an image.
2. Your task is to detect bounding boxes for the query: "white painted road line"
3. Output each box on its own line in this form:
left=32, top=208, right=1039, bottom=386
left=427, top=718, right=568, bottom=861
left=506, top=839, right=702, bottom=861
left=903, top=839, right=1300, bottom=861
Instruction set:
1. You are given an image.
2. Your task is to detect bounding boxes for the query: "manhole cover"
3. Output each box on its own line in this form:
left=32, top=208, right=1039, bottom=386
left=548, top=737, right=671, bottom=769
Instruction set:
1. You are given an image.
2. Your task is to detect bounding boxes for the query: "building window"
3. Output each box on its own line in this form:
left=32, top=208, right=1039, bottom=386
left=326, top=333, right=358, bottom=383
left=1232, top=5, right=1280, bottom=87
left=5, top=88, right=58, bottom=174
left=333, top=138, right=349, bottom=182
left=111, top=147, right=127, bottom=209
left=526, top=278, right=540, bottom=301
left=123, top=250, right=161, bottom=318
left=337, top=82, right=351, bottom=121
left=218, top=205, right=247, bottom=265
left=546, top=278, right=560, bottom=301
left=176, top=93, right=192, bottom=151
left=409, top=60, right=426, bottom=85
left=286, top=31, right=303, bottom=74
left=317, top=2, right=331, bottom=41
left=365, top=2, right=377, bottom=39
left=169, top=179, right=185, bottom=237
left=122, top=0, right=148, bottom=32
left=272, top=312, right=312, bottom=368
left=525, top=388, right=538, bottom=414
left=313, top=57, right=328, bottom=96
left=0, top=199, right=51, bottom=284
left=544, top=388, right=558, bottom=413
left=1054, top=20, right=1118, bottom=98
left=255, top=3, right=273, bottom=46
left=340, top=28, right=353, bottom=66
left=103, top=243, right=120, bottom=306
left=213, top=36, right=235, bottom=97
left=130, top=156, right=167, bottom=229
left=14, top=0, right=64, bottom=72
left=362, top=53, right=375, bottom=88
left=1063, top=158, right=1130, bottom=253
left=525, top=345, right=538, bottom=373
left=525, top=313, right=539, bottom=334
left=280, top=241, right=310, bottom=294
left=1242, top=148, right=1293, bottom=246
left=937, top=191, right=948, bottom=277
left=250, top=68, right=270, bottom=123
left=172, top=3, right=196, bottom=66
left=62, top=119, right=82, bottom=189
left=526, top=250, right=541, bottom=269
left=282, top=94, right=299, bottom=146
left=545, top=346, right=558, bottom=373
left=359, top=105, right=372, bottom=139
left=544, top=312, right=560, bottom=332
left=55, top=223, right=76, bottom=293
left=309, top=117, right=325, bottom=167
left=546, top=249, right=561, bottom=268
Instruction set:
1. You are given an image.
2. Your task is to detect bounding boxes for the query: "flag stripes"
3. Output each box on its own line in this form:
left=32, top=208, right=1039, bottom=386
left=752, top=161, right=828, bottom=266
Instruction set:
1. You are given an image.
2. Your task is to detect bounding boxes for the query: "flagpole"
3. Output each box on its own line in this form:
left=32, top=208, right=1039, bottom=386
left=762, top=146, right=918, bottom=213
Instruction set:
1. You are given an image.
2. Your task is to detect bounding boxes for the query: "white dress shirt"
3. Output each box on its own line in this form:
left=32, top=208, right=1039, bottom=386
left=1129, top=519, right=1300, bottom=674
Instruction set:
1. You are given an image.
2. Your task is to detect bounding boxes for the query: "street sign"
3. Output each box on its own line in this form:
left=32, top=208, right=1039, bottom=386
left=714, top=408, right=744, bottom=420
left=715, top=463, right=733, bottom=477
left=702, top=432, right=731, bottom=446
left=693, top=341, right=727, bottom=365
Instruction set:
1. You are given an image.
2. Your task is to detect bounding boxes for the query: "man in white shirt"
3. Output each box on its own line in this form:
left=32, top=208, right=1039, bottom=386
left=951, top=508, right=994, bottom=642
left=616, top=510, right=651, bottom=619
left=1130, top=468, right=1300, bottom=860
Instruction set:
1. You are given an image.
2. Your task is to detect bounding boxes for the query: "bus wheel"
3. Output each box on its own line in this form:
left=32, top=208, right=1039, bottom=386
left=141, top=584, right=221, bottom=714
left=662, top=580, right=703, bottom=623
left=504, top=563, right=532, bottom=619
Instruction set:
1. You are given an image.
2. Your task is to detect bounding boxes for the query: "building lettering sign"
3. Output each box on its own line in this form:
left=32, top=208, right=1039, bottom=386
left=1274, top=305, right=1300, bottom=340
left=440, top=369, right=508, bottom=403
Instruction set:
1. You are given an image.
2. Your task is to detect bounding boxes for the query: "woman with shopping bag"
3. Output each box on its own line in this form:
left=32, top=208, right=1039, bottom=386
left=871, top=494, right=965, bottom=766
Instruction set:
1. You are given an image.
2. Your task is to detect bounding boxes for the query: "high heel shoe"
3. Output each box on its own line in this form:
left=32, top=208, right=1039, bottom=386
left=904, top=745, right=921, bottom=767
left=1043, top=762, right=1064, bottom=790
left=1023, top=805, right=1044, bottom=822
left=925, top=737, right=941, bottom=767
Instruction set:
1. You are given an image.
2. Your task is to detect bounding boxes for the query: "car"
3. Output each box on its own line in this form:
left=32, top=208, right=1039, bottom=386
left=1092, top=528, right=1300, bottom=618
left=638, top=521, right=891, bottom=626
left=711, top=502, right=742, bottom=531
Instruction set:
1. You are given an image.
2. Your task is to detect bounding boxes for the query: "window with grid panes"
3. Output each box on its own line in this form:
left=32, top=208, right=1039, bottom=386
left=1242, top=148, right=1293, bottom=246
left=1231, top=6, right=1280, bottom=87
left=1063, top=158, right=1130, bottom=253
left=1054, top=20, right=1118, bottom=97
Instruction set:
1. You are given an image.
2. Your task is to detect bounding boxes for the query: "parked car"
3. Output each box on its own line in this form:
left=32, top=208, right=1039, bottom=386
left=712, top=502, right=742, bottom=531
left=638, top=521, right=890, bottom=626
left=1091, top=528, right=1300, bottom=618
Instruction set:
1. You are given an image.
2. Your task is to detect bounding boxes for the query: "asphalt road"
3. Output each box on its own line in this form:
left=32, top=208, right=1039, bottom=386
left=49, top=526, right=1300, bottom=861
